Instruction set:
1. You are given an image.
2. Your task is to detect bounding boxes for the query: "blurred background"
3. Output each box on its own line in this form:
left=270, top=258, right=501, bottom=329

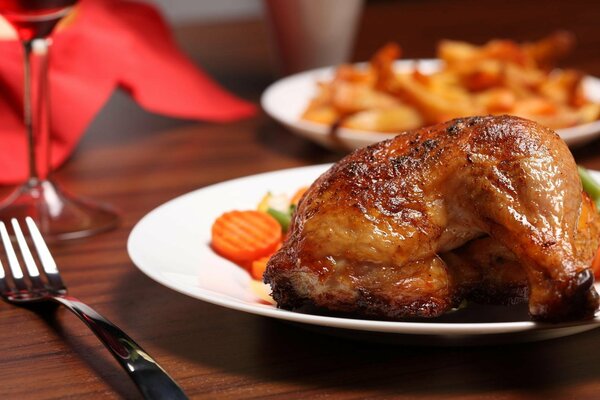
left=143, top=0, right=598, bottom=88
left=89, top=0, right=599, bottom=142
left=149, top=0, right=262, bottom=23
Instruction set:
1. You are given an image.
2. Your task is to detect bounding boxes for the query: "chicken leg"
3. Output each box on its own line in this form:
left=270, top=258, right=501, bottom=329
left=264, top=115, right=600, bottom=322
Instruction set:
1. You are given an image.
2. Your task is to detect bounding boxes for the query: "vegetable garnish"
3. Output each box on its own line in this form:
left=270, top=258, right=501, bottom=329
left=211, top=210, right=282, bottom=263
left=257, top=191, right=301, bottom=233
left=267, top=207, right=294, bottom=232
left=579, top=166, right=600, bottom=279
left=291, top=187, right=308, bottom=206
left=251, top=256, right=270, bottom=280
left=211, top=187, right=306, bottom=282
left=579, top=166, right=600, bottom=209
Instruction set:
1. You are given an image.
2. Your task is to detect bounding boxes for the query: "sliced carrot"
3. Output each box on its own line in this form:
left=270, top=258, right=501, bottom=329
left=592, top=245, right=600, bottom=279
left=211, top=210, right=282, bottom=263
left=291, top=186, right=309, bottom=206
left=251, top=256, right=271, bottom=280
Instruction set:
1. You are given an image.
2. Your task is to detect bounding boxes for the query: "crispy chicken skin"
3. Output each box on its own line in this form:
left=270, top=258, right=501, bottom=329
left=264, top=115, right=600, bottom=322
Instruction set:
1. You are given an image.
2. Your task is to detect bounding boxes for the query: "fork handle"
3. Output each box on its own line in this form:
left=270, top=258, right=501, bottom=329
left=52, top=295, right=188, bottom=400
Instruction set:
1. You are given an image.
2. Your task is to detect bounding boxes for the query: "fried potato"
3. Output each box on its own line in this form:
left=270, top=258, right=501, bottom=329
left=301, top=32, right=598, bottom=133
left=342, top=106, right=424, bottom=132
left=523, top=30, right=576, bottom=70
left=394, top=73, right=481, bottom=124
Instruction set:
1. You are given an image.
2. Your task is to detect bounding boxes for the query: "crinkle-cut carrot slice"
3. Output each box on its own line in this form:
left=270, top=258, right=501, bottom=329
left=211, top=210, right=282, bottom=263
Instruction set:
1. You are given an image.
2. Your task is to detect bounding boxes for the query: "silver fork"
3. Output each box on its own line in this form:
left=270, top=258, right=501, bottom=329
left=0, top=217, right=188, bottom=400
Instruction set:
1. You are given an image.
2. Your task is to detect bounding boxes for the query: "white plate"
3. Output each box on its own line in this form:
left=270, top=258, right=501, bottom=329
left=127, top=165, right=600, bottom=345
left=261, top=60, right=600, bottom=150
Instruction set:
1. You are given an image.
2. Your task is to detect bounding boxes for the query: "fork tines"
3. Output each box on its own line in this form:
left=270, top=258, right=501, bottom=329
left=0, top=218, right=65, bottom=298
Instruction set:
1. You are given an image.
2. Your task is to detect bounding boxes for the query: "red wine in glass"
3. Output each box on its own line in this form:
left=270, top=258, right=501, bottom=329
left=0, top=0, right=119, bottom=240
left=0, top=0, right=77, bottom=40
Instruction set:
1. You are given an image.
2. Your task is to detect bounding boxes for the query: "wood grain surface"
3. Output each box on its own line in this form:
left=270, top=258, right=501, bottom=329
left=2, top=0, right=600, bottom=398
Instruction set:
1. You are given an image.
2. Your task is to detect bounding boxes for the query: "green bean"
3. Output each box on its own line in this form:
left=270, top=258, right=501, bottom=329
left=267, top=208, right=291, bottom=232
left=578, top=166, right=600, bottom=209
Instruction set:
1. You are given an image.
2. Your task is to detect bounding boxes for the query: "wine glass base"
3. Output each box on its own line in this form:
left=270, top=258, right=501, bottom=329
left=0, top=179, right=119, bottom=241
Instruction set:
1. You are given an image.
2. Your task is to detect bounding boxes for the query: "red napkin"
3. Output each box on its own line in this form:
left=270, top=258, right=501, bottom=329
left=0, top=0, right=256, bottom=184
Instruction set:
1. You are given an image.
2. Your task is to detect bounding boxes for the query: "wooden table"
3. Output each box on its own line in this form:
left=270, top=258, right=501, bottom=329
left=2, top=0, right=600, bottom=398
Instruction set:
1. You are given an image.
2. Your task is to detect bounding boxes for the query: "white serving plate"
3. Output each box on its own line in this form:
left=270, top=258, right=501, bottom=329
left=127, top=164, right=600, bottom=345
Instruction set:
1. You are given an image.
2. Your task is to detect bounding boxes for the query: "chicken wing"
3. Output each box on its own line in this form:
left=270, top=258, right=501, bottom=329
left=264, top=115, right=600, bottom=322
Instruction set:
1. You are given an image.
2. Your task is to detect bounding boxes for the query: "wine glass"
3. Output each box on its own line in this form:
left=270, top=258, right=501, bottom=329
left=0, top=0, right=119, bottom=240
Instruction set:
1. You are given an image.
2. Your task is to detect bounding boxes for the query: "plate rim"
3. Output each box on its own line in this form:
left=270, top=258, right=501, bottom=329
left=127, top=164, right=600, bottom=337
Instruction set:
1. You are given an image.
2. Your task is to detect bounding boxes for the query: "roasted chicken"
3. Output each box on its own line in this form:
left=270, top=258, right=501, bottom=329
left=264, top=115, right=600, bottom=322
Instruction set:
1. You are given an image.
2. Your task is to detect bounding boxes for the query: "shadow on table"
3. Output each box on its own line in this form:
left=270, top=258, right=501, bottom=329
left=109, top=267, right=600, bottom=397
left=255, top=119, right=343, bottom=164
left=25, top=303, right=140, bottom=398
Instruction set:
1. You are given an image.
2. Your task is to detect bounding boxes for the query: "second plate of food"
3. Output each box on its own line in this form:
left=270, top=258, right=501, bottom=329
left=262, top=59, right=600, bottom=150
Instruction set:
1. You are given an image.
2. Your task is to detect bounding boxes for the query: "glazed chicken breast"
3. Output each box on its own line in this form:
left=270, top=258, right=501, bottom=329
left=264, top=115, right=600, bottom=322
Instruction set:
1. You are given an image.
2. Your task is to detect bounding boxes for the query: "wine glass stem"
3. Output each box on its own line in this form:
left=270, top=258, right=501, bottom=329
left=22, top=39, right=51, bottom=183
